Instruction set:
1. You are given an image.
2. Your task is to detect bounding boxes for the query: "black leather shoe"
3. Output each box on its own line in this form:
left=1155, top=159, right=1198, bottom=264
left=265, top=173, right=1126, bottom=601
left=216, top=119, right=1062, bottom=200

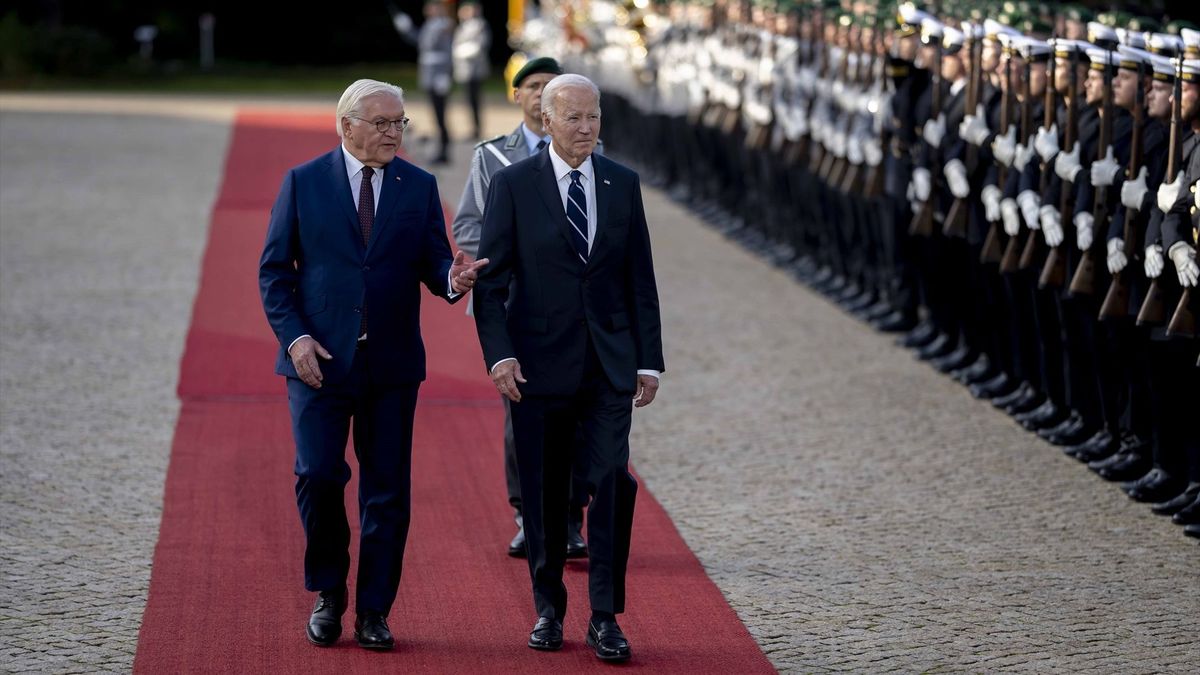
left=586, top=619, right=631, bottom=662
left=1007, top=390, right=1047, bottom=417
left=951, top=354, right=991, bottom=383
left=1040, top=412, right=1085, bottom=445
left=1020, top=401, right=1066, bottom=431
left=1123, top=468, right=1186, bottom=503
left=1096, top=452, right=1150, bottom=482
left=900, top=321, right=938, bottom=348
left=566, top=519, right=588, bottom=559
left=1184, top=524, right=1200, bottom=539
left=969, top=372, right=1015, bottom=400
left=916, top=333, right=954, bottom=360
left=528, top=616, right=564, bottom=651
left=1152, top=483, right=1200, bottom=516
left=862, top=299, right=896, bottom=322
left=931, top=346, right=975, bottom=374
left=1068, top=430, right=1117, bottom=461
left=873, top=310, right=917, bottom=333
left=508, top=516, right=527, bottom=558
left=1173, top=494, right=1200, bottom=525
left=991, top=381, right=1033, bottom=410
left=354, top=611, right=394, bottom=650
left=306, top=587, right=347, bottom=646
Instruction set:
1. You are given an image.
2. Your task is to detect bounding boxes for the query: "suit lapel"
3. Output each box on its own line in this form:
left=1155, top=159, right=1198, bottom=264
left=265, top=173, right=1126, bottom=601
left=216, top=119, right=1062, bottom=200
left=366, top=158, right=402, bottom=255
left=533, top=151, right=580, bottom=259
left=327, top=149, right=362, bottom=248
left=591, top=155, right=612, bottom=264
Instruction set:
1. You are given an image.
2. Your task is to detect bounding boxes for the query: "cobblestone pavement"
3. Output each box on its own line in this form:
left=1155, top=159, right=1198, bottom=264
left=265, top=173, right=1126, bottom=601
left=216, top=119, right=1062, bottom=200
left=2, top=94, right=1196, bottom=673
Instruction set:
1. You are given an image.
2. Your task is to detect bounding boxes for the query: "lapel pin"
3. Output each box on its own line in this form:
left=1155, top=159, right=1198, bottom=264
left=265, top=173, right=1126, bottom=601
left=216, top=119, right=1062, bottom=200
left=395, top=176, right=402, bottom=181
left=602, top=179, right=611, bottom=185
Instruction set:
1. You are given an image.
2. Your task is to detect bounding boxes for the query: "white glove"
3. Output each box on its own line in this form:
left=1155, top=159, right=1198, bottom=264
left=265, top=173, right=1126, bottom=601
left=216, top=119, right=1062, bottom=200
left=1055, top=141, right=1082, bottom=182
left=1170, top=242, right=1199, bottom=287
left=944, top=159, right=970, bottom=199
left=831, top=129, right=847, bottom=158
left=1144, top=244, right=1164, bottom=278
left=1120, top=166, right=1149, bottom=211
left=992, top=126, right=1018, bottom=167
left=1040, top=204, right=1064, bottom=246
left=1013, top=143, right=1035, bottom=172
left=847, top=134, right=864, bottom=165
left=982, top=184, right=1002, bottom=222
left=1034, top=123, right=1059, bottom=163
left=864, top=137, right=882, bottom=167
left=1017, top=190, right=1041, bottom=230
left=922, top=113, right=946, bottom=148
left=959, top=103, right=990, bottom=146
left=391, top=11, right=414, bottom=34
left=1156, top=172, right=1183, bottom=213
left=1074, top=211, right=1094, bottom=251
left=1090, top=145, right=1121, bottom=187
left=1106, top=237, right=1127, bottom=274
left=1001, top=198, right=1021, bottom=236
left=912, top=167, right=932, bottom=202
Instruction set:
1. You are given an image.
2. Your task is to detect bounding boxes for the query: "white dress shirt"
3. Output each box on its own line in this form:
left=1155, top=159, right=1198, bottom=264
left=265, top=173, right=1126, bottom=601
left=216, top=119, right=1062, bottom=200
left=489, top=145, right=659, bottom=382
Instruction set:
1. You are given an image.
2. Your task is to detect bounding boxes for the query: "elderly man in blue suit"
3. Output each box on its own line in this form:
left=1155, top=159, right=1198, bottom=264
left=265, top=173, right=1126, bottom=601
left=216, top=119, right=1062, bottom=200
left=259, top=78, right=486, bottom=651
left=473, top=73, right=664, bottom=662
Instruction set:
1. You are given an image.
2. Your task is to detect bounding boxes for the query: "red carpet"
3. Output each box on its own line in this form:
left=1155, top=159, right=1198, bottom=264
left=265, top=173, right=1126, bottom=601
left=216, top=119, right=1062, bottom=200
left=134, top=111, right=775, bottom=673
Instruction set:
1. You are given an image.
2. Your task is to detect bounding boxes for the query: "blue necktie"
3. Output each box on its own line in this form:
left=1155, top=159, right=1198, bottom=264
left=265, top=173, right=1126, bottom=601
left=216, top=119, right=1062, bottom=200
left=566, top=169, right=589, bottom=263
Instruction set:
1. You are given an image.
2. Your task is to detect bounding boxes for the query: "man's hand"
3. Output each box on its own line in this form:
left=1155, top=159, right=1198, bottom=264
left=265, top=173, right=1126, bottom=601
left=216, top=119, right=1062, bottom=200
left=1001, top=198, right=1021, bottom=236
left=1074, top=211, right=1094, bottom=252
left=1090, top=145, right=1121, bottom=188
left=1034, top=123, right=1059, bottom=163
left=1156, top=172, right=1183, bottom=213
left=1120, top=166, right=1148, bottom=211
left=1040, top=205, right=1064, bottom=247
left=289, top=336, right=333, bottom=389
left=959, top=103, right=989, bottom=146
left=1144, top=244, right=1164, bottom=278
left=1055, top=141, right=1082, bottom=182
left=922, top=113, right=946, bottom=148
left=944, top=159, right=970, bottom=199
left=450, top=250, right=489, bottom=294
left=633, top=374, right=659, bottom=408
left=992, top=126, right=1017, bottom=167
left=1106, top=237, right=1127, bottom=275
left=1169, top=243, right=1199, bottom=288
left=491, top=359, right=527, bottom=402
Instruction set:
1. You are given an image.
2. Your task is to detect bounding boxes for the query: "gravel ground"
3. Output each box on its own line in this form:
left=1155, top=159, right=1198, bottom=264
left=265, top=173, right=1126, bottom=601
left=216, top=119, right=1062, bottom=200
left=2, top=93, right=1196, bottom=674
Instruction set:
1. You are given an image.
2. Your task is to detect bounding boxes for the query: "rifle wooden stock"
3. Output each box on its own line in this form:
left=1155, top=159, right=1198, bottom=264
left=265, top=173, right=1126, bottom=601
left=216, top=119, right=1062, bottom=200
left=943, top=197, right=968, bottom=237
left=1166, top=289, right=1197, bottom=337
left=1018, top=226, right=1043, bottom=270
left=1099, top=60, right=1146, bottom=321
left=1136, top=279, right=1167, bottom=325
left=1039, top=245, right=1067, bottom=288
left=909, top=199, right=935, bottom=236
left=863, top=161, right=884, bottom=198
left=1000, top=230, right=1026, bottom=272
left=1069, top=54, right=1115, bottom=298
left=1098, top=271, right=1131, bottom=320
left=981, top=224, right=1004, bottom=262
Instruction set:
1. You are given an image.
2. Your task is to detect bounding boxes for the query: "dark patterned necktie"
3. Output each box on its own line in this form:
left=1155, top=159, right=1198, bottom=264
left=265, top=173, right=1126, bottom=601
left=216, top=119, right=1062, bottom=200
left=566, top=169, right=589, bottom=263
left=358, top=166, right=374, bottom=336
left=358, top=166, right=374, bottom=245
left=536, top=139, right=547, bottom=152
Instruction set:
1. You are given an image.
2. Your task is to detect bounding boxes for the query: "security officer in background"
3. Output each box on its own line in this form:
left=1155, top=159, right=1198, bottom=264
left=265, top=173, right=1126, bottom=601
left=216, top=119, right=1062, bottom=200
left=453, top=0, right=492, bottom=140
left=392, top=0, right=455, bottom=164
left=450, top=57, right=590, bottom=560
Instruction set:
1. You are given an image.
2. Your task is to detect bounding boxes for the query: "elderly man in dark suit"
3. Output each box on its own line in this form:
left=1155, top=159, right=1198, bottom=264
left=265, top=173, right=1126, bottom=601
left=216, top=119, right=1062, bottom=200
left=473, top=73, right=665, bottom=662
left=259, top=78, right=486, bottom=650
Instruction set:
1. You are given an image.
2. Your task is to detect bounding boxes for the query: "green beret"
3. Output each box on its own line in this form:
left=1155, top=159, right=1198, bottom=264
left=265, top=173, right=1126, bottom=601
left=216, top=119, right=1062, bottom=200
left=1127, top=17, right=1162, bottom=34
left=511, top=56, right=563, bottom=88
left=1063, top=5, right=1093, bottom=23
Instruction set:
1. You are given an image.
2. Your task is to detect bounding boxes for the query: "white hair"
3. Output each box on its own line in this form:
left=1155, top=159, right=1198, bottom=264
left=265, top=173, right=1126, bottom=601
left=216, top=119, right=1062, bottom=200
left=335, top=79, right=405, bottom=137
left=540, top=74, right=601, bottom=119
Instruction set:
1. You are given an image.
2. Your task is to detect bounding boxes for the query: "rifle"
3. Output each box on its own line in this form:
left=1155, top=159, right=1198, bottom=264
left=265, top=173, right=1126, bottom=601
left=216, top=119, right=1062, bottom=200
left=1000, top=48, right=1035, bottom=272
left=909, top=29, right=944, bottom=237
left=825, top=20, right=855, bottom=187
left=1137, top=57, right=1183, bottom=325
left=1099, top=57, right=1146, bottom=320
left=980, top=40, right=1014, bottom=263
left=1020, top=39, right=1057, bottom=269
left=944, top=22, right=980, bottom=238
left=863, top=19, right=887, bottom=199
left=1039, top=44, right=1078, bottom=289
left=1068, top=48, right=1115, bottom=297
left=839, top=22, right=872, bottom=195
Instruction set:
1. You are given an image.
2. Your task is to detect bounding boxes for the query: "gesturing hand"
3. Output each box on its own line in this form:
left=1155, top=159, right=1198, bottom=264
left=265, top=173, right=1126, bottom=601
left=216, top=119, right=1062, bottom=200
left=289, top=336, right=333, bottom=389
left=633, top=374, right=659, bottom=408
left=491, top=359, right=527, bottom=402
left=450, top=250, right=490, bottom=294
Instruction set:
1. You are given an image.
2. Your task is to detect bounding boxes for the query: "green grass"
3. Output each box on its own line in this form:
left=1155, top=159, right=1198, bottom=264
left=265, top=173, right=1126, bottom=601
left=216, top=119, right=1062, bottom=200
left=0, top=62, right=512, bottom=97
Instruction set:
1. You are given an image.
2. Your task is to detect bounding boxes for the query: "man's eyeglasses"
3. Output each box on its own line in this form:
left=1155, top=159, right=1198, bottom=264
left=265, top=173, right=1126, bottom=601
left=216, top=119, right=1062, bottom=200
left=353, top=116, right=411, bottom=133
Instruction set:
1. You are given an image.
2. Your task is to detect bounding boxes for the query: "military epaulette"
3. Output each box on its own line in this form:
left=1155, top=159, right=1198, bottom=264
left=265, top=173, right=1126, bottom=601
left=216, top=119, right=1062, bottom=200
left=474, top=134, right=507, bottom=149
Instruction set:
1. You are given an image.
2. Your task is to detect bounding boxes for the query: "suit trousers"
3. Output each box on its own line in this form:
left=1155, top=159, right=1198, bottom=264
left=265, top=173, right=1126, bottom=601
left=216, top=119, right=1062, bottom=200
left=287, top=340, right=419, bottom=614
left=510, top=338, right=637, bottom=621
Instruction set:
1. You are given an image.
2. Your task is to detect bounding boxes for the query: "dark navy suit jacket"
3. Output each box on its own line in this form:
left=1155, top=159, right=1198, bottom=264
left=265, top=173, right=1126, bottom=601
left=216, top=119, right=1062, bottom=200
left=259, top=147, right=459, bottom=384
left=473, top=149, right=664, bottom=396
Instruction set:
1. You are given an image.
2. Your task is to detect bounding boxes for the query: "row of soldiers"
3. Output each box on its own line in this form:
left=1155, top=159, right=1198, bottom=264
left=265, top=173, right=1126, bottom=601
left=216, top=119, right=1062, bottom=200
left=526, top=0, right=1200, bottom=543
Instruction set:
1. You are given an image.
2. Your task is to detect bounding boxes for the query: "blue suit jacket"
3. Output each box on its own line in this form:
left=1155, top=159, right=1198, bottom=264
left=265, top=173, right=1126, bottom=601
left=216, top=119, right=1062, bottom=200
left=259, top=147, right=460, bottom=384
left=473, top=149, right=664, bottom=396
